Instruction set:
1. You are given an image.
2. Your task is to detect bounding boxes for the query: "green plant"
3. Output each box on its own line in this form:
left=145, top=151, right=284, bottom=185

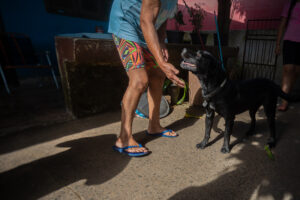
left=182, top=0, right=206, bottom=33
left=174, top=10, right=185, bottom=30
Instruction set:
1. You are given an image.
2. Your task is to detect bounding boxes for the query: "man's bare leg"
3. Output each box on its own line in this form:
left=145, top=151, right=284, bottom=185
left=115, top=68, right=149, bottom=153
left=146, top=67, right=177, bottom=136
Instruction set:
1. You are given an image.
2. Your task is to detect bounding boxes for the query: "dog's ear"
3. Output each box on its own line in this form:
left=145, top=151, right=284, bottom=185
left=196, top=50, right=202, bottom=59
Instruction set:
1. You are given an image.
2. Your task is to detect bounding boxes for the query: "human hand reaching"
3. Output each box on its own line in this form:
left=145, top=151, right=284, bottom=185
left=160, top=62, right=185, bottom=88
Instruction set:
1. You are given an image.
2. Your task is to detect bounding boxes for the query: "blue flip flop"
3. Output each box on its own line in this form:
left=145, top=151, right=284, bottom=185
left=146, top=129, right=178, bottom=138
left=112, top=144, right=150, bottom=157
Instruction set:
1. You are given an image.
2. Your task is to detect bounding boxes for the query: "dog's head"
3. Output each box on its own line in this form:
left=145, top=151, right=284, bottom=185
left=180, top=48, right=222, bottom=78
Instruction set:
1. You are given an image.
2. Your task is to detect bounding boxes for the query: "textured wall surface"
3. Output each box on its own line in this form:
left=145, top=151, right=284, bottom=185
left=168, top=0, right=286, bottom=31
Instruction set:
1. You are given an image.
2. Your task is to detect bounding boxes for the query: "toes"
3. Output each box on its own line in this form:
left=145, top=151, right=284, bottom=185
left=164, top=130, right=177, bottom=136
left=139, top=147, right=148, bottom=153
left=170, top=130, right=177, bottom=136
left=128, top=147, right=148, bottom=153
left=148, top=129, right=178, bottom=137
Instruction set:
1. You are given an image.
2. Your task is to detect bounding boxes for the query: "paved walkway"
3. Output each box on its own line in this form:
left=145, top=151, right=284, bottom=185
left=0, top=99, right=300, bottom=199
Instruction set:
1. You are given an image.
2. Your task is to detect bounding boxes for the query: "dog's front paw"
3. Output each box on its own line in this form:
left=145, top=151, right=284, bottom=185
left=221, top=145, right=230, bottom=153
left=196, top=141, right=207, bottom=149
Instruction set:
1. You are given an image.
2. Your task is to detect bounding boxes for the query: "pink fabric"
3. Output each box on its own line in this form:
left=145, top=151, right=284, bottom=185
left=281, top=1, right=300, bottom=42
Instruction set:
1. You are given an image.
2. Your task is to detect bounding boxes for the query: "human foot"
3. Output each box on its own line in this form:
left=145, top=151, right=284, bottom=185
left=146, top=128, right=178, bottom=137
left=114, top=137, right=149, bottom=154
left=113, top=144, right=150, bottom=157
left=278, top=102, right=289, bottom=112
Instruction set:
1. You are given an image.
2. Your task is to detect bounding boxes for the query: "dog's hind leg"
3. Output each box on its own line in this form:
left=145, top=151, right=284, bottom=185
left=197, top=108, right=215, bottom=149
left=246, top=107, right=259, bottom=137
left=263, top=100, right=277, bottom=148
left=221, top=117, right=234, bottom=153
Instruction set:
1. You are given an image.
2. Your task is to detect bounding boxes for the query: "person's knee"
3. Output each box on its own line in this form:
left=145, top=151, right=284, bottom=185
left=130, top=78, right=148, bottom=92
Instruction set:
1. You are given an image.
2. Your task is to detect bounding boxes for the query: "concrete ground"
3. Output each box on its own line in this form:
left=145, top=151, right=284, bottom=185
left=0, top=83, right=300, bottom=200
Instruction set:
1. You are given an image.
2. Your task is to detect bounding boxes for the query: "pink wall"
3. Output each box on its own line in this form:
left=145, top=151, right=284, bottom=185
left=167, top=0, right=287, bottom=31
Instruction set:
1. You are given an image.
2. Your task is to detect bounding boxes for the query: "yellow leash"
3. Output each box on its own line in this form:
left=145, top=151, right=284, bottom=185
left=184, top=113, right=203, bottom=119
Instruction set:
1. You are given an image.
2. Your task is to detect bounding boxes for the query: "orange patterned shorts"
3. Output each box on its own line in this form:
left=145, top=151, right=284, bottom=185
left=112, top=34, right=158, bottom=71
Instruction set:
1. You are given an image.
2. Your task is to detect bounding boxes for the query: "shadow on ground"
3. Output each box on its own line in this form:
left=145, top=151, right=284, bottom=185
left=2, top=83, right=299, bottom=200
left=0, top=83, right=124, bottom=155
left=0, top=108, right=200, bottom=199
left=169, top=106, right=300, bottom=200
left=0, top=134, right=128, bottom=199
left=0, top=110, right=123, bottom=155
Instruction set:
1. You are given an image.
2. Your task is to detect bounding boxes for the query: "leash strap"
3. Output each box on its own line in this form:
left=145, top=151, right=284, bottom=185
left=202, top=78, right=227, bottom=101
left=214, top=11, right=225, bottom=72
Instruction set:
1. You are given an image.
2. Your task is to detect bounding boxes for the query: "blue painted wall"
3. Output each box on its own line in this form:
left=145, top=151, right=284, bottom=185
left=0, top=0, right=108, bottom=77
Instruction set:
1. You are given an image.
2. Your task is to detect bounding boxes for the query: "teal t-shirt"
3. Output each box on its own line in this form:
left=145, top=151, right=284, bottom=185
left=108, top=0, right=177, bottom=46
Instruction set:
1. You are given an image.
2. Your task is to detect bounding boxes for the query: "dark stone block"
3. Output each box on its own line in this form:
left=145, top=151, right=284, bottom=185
left=64, top=62, right=128, bottom=118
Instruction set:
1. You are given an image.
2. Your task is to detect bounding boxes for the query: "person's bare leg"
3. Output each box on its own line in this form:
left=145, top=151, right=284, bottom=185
left=146, top=67, right=177, bottom=136
left=279, top=64, right=297, bottom=111
left=115, top=68, right=149, bottom=153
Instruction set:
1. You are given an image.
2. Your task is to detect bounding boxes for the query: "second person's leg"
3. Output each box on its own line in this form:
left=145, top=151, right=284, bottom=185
left=279, top=64, right=297, bottom=111
left=145, top=54, right=177, bottom=137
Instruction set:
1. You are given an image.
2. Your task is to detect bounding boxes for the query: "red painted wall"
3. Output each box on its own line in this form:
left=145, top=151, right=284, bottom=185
left=167, top=0, right=287, bottom=31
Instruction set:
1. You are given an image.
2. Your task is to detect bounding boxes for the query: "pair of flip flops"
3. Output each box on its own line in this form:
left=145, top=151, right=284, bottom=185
left=113, top=129, right=177, bottom=157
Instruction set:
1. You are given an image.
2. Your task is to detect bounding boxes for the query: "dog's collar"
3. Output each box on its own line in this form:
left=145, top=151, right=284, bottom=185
left=202, top=78, right=227, bottom=101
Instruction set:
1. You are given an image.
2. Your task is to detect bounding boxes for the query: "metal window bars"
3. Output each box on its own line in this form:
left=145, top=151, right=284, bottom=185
left=241, top=18, right=281, bottom=80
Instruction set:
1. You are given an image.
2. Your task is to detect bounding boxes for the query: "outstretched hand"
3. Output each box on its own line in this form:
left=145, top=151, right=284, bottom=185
left=160, top=62, right=185, bottom=88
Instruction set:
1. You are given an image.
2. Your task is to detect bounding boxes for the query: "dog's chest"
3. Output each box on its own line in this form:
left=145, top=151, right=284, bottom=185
left=203, top=99, right=228, bottom=117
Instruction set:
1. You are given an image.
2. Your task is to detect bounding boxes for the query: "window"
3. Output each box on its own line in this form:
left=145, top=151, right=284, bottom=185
left=44, top=0, right=113, bottom=21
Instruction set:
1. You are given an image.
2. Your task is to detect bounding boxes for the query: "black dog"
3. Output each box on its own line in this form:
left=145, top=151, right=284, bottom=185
left=180, top=48, right=297, bottom=153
